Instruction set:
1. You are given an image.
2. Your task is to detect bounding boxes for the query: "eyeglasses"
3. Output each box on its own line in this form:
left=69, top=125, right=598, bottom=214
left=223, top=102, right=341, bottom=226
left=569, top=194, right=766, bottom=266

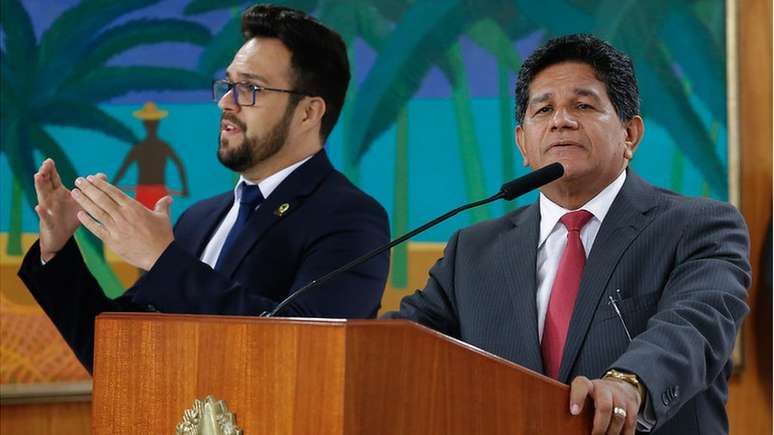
left=212, top=79, right=308, bottom=106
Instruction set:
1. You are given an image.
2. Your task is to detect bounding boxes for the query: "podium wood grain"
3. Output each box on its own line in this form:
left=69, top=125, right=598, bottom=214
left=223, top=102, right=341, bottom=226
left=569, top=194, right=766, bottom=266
left=92, top=314, right=592, bottom=434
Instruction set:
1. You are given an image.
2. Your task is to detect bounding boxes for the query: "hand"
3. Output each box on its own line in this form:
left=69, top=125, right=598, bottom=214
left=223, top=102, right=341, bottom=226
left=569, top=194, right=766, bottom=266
left=569, top=376, right=641, bottom=435
left=33, top=159, right=89, bottom=262
left=71, top=174, right=174, bottom=271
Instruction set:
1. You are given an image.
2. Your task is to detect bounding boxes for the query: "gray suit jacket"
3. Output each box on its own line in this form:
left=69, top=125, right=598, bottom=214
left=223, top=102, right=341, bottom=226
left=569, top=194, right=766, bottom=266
left=385, top=170, right=750, bottom=434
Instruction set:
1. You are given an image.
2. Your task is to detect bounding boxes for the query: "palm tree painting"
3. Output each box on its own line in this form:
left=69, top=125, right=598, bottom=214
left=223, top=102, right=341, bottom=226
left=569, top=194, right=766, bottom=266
left=0, top=0, right=731, bottom=386
left=176, top=0, right=729, bottom=290
left=0, top=0, right=211, bottom=385
left=347, top=0, right=728, bottom=290
left=1, top=0, right=211, bottom=295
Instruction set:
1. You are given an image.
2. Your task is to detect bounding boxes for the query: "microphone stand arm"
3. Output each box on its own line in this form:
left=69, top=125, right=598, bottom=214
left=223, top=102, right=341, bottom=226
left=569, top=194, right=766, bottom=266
left=263, top=192, right=504, bottom=317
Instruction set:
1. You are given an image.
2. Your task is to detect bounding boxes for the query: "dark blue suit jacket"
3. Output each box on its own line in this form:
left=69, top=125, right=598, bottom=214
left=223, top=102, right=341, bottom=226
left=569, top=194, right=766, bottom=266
left=19, top=150, right=390, bottom=372
left=385, top=171, right=750, bottom=434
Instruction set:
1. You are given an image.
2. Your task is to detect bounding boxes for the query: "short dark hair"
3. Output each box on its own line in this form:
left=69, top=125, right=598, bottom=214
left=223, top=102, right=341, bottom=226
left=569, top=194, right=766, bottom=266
left=515, top=34, right=640, bottom=124
left=241, top=4, right=350, bottom=142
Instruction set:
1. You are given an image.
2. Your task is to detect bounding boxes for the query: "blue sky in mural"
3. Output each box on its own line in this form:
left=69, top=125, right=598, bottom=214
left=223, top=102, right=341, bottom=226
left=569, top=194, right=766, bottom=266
left=13, top=0, right=531, bottom=103
left=2, top=0, right=729, bottom=246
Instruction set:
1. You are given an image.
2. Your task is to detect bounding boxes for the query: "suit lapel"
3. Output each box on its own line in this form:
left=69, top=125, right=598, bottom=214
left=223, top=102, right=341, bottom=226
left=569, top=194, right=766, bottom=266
left=217, top=150, right=334, bottom=277
left=558, top=171, right=660, bottom=382
left=501, top=203, right=544, bottom=373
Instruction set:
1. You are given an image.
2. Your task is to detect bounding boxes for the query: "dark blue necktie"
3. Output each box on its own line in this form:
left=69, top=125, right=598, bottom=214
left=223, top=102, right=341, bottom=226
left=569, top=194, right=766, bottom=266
left=214, top=184, right=264, bottom=271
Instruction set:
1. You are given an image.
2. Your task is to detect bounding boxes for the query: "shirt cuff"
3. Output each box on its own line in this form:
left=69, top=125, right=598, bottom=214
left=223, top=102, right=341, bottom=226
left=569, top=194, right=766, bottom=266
left=636, top=392, right=657, bottom=431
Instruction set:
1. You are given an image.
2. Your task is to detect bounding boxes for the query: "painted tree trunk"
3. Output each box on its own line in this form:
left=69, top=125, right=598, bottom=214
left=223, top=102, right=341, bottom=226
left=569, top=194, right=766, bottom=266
left=498, top=61, right=517, bottom=212
left=391, top=107, right=409, bottom=288
left=446, top=43, right=490, bottom=223
left=7, top=176, right=23, bottom=255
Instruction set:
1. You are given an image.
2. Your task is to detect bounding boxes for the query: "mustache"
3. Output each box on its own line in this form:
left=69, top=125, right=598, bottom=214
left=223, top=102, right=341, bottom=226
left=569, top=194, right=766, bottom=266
left=221, top=112, right=247, bottom=131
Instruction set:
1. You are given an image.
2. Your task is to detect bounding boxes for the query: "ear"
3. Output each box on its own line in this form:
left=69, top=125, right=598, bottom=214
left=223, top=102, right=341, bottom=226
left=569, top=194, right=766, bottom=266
left=515, top=125, right=530, bottom=167
left=622, top=115, right=644, bottom=161
left=299, top=96, right=326, bottom=130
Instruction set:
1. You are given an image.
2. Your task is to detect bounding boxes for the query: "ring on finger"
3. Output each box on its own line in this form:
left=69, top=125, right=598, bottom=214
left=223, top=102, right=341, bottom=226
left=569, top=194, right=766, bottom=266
left=613, top=406, right=627, bottom=419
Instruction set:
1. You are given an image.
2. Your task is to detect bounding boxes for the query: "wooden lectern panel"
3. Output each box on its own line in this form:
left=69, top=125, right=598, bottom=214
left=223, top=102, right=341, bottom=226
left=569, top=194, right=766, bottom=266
left=93, top=315, right=347, bottom=434
left=343, top=321, right=590, bottom=434
left=92, top=314, right=592, bottom=434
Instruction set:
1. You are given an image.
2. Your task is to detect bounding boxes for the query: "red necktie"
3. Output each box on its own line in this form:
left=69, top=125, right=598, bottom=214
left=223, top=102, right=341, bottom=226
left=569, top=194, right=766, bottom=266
left=541, top=210, right=593, bottom=379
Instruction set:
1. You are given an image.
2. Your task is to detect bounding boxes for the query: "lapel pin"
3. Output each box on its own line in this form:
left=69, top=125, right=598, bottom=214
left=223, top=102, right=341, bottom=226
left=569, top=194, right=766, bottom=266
left=274, top=203, right=290, bottom=216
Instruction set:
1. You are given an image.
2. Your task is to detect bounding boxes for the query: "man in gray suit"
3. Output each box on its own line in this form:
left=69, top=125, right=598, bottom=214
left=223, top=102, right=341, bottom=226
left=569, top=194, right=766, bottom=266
left=385, top=34, right=750, bottom=435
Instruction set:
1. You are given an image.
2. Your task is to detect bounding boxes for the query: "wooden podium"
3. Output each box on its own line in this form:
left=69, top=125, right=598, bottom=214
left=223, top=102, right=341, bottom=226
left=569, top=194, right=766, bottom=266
left=92, top=313, right=592, bottom=434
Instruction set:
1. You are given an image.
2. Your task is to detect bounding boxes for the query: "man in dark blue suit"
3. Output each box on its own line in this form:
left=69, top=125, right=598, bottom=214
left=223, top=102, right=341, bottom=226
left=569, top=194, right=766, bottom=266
left=18, top=4, right=389, bottom=373
left=386, top=35, right=750, bottom=435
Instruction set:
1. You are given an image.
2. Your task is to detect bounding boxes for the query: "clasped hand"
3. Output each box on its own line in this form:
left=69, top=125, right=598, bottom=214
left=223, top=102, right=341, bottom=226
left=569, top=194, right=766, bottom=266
left=71, top=174, right=174, bottom=271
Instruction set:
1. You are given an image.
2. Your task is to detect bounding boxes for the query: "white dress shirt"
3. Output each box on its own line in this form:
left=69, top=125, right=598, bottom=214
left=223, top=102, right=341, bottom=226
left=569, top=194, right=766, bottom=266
left=200, top=155, right=313, bottom=269
left=534, top=169, right=655, bottom=431
left=535, top=170, right=626, bottom=340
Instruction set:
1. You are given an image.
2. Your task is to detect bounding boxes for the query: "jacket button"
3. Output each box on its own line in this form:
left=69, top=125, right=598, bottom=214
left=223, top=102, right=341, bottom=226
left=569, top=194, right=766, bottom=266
left=673, top=385, right=680, bottom=399
left=146, top=304, right=158, bottom=312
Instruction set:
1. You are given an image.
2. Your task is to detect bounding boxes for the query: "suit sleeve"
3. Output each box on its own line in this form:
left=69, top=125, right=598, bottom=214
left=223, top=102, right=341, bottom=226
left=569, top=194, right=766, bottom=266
left=382, top=231, right=462, bottom=338
left=131, top=194, right=390, bottom=318
left=609, top=201, right=751, bottom=430
left=17, top=237, right=142, bottom=372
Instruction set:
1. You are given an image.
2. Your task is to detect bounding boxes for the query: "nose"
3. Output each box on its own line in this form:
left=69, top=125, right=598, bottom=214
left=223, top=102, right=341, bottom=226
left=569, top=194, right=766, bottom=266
left=550, top=107, right=578, bottom=130
left=217, top=88, right=240, bottom=113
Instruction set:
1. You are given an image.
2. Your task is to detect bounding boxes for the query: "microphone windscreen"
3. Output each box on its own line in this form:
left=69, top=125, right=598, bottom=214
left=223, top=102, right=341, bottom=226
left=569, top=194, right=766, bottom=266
left=500, top=162, right=564, bottom=200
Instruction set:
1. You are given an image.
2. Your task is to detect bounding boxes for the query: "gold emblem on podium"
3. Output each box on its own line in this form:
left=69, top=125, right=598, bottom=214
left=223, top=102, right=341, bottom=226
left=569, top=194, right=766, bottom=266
left=176, top=395, right=242, bottom=435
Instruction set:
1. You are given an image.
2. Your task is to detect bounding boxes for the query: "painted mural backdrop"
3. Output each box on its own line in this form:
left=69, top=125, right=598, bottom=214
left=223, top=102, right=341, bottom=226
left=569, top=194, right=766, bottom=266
left=0, top=0, right=728, bottom=386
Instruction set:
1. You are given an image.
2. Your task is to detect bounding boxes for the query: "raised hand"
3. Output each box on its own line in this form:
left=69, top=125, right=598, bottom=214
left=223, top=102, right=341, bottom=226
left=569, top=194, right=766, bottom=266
left=71, top=175, right=174, bottom=271
left=33, top=159, right=84, bottom=262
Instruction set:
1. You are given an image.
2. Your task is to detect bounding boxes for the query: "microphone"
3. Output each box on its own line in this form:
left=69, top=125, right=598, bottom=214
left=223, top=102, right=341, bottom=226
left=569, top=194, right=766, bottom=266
left=501, top=161, right=564, bottom=200
left=263, top=162, right=564, bottom=317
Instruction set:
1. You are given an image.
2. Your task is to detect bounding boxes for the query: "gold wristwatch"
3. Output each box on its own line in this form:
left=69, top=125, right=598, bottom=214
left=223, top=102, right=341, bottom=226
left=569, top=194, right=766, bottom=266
left=604, top=369, right=646, bottom=404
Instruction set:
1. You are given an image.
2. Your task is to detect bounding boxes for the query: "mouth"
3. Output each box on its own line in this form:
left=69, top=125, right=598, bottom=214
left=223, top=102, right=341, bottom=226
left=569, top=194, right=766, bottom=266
left=547, top=141, right=584, bottom=151
left=220, top=116, right=244, bottom=137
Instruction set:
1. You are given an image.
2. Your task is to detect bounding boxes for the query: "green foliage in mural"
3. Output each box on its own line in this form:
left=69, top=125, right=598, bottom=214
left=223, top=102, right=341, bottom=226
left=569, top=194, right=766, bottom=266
left=514, top=0, right=727, bottom=197
left=0, top=0, right=211, bottom=296
left=392, top=107, right=409, bottom=288
left=2, top=0, right=728, bottom=295
left=351, top=0, right=728, bottom=205
left=183, top=0, right=729, bottom=289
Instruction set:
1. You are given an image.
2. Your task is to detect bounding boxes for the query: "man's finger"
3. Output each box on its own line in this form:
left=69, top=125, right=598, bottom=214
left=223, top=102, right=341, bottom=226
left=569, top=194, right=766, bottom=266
left=42, top=159, right=64, bottom=189
left=605, top=402, right=626, bottom=435
left=154, top=195, right=172, bottom=217
left=36, top=162, right=56, bottom=194
left=622, top=402, right=638, bottom=435
left=34, top=172, right=50, bottom=201
left=87, top=175, right=131, bottom=207
left=591, top=385, right=613, bottom=435
left=77, top=210, right=107, bottom=241
left=71, top=188, right=114, bottom=226
left=569, top=376, right=594, bottom=415
left=75, top=177, right=122, bottom=217
left=34, top=205, right=47, bottom=221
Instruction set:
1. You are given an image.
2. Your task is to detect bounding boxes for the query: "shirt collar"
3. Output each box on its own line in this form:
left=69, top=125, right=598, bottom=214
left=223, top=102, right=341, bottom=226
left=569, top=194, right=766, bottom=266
left=538, top=169, right=627, bottom=246
left=233, top=154, right=314, bottom=201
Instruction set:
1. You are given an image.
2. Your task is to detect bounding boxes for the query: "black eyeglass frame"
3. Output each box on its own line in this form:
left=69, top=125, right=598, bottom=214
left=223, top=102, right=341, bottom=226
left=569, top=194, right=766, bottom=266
left=212, top=79, right=309, bottom=106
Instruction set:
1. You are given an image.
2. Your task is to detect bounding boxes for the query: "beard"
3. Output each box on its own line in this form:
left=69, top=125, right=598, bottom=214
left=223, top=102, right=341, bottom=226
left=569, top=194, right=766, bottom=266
left=217, top=100, right=296, bottom=173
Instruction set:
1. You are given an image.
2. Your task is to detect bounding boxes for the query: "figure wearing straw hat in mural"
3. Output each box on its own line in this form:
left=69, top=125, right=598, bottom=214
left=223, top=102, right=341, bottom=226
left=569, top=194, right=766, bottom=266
left=113, top=102, right=189, bottom=209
